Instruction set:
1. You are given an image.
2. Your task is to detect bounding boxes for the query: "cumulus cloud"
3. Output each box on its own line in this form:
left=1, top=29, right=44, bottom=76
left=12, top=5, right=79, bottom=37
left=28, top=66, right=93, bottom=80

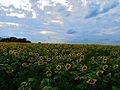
left=0, top=0, right=37, bottom=19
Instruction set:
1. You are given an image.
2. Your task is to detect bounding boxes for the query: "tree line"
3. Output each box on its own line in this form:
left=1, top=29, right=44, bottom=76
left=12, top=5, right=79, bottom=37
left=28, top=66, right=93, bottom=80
left=0, top=37, right=31, bottom=43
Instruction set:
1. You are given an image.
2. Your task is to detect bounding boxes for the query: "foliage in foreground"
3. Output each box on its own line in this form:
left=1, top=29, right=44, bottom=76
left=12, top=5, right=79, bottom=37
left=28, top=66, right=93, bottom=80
left=0, top=43, right=120, bottom=90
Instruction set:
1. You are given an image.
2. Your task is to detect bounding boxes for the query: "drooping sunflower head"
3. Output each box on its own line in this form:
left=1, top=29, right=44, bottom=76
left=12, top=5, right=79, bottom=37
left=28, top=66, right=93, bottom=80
left=46, top=70, right=52, bottom=77
left=113, top=64, right=119, bottom=70
left=77, top=58, right=82, bottom=63
left=74, top=76, right=81, bottom=81
left=38, top=60, right=44, bottom=66
left=102, top=65, right=109, bottom=71
left=86, top=78, right=97, bottom=85
left=108, top=72, right=112, bottom=78
left=22, top=62, right=28, bottom=68
left=73, top=64, right=78, bottom=69
left=96, top=70, right=104, bottom=77
left=65, top=63, right=71, bottom=71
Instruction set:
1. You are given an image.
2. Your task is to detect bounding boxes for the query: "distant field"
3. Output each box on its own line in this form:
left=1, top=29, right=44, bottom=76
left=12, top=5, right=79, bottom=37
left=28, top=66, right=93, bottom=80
left=0, top=43, right=120, bottom=90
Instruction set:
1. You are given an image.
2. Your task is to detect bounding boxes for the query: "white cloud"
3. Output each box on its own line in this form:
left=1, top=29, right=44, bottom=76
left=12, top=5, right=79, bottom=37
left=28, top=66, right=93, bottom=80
left=37, top=0, right=72, bottom=11
left=46, top=11, right=52, bottom=14
left=34, top=31, right=58, bottom=35
left=0, top=0, right=37, bottom=19
left=6, top=12, right=26, bottom=18
left=51, top=19, right=63, bottom=25
left=0, top=22, right=20, bottom=27
left=81, top=0, right=88, bottom=6
left=51, top=0, right=70, bottom=7
left=37, top=0, right=52, bottom=10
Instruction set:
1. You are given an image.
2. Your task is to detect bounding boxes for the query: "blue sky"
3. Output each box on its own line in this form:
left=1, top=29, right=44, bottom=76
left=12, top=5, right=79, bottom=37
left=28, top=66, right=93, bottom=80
left=0, top=0, right=120, bottom=45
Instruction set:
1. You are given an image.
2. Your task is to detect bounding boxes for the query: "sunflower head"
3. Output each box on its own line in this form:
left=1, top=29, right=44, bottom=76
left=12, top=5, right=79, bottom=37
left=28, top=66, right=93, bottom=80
left=113, top=64, right=119, bottom=70
left=22, top=62, right=28, bottom=68
left=46, top=70, right=52, bottom=77
left=81, top=65, right=88, bottom=71
left=13, top=52, right=19, bottom=57
left=9, top=50, right=14, bottom=55
left=86, top=79, right=97, bottom=85
left=38, top=60, right=44, bottom=66
left=77, top=59, right=82, bottom=63
left=56, top=65, right=62, bottom=71
left=102, top=65, right=109, bottom=71
left=108, top=72, right=112, bottom=78
left=74, top=76, right=81, bottom=81
left=80, top=55, right=84, bottom=60
left=65, top=63, right=71, bottom=71
left=73, top=64, right=78, bottom=69
left=96, top=70, right=104, bottom=77
left=90, top=60, right=96, bottom=64
left=77, top=53, right=82, bottom=56
left=102, top=58, right=108, bottom=64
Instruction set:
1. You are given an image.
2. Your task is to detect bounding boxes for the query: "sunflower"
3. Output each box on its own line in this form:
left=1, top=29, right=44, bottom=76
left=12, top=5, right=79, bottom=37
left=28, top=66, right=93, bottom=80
left=108, top=72, right=112, bottom=78
left=91, top=56, right=95, bottom=60
left=74, top=76, right=81, bottom=81
left=86, top=79, right=97, bottom=85
left=38, top=60, right=44, bottom=66
left=77, top=58, right=82, bottom=63
left=90, top=60, right=96, bottom=64
left=22, top=62, right=28, bottom=68
left=73, top=64, right=78, bottom=69
left=102, top=65, right=109, bottom=71
left=6, top=69, right=14, bottom=74
left=65, top=63, right=71, bottom=71
left=96, top=70, right=104, bottom=77
left=80, top=55, right=84, bottom=60
left=81, top=65, right=88, bottom=71
left=13, top=52, right=19, bottom=57
left=102, top=58, right=108, bottom=64
left=9, top=50, right=14, bottom=55
left=34, top=53, right=39, bottom=57
left=46, top=70, right=52, bottom=77
left=77, top=53, right=82, bottom=56
left=39, top=56, right=43, bottom=59
left=56, top=65, right=62, bottom=71
left=29, top=52, right=32, bottom=56
left=47, top=58, right=51, bottom=62
left=113, top=64, right=119, bottom=70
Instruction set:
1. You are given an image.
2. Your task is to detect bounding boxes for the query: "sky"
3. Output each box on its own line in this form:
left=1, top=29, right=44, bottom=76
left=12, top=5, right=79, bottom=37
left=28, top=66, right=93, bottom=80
left=0, top=0, right=120, bottom=45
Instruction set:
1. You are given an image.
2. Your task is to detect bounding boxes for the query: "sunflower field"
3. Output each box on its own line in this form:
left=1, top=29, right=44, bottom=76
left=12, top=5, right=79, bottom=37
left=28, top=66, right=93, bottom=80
left=0, top=43, right=120, bottom=90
